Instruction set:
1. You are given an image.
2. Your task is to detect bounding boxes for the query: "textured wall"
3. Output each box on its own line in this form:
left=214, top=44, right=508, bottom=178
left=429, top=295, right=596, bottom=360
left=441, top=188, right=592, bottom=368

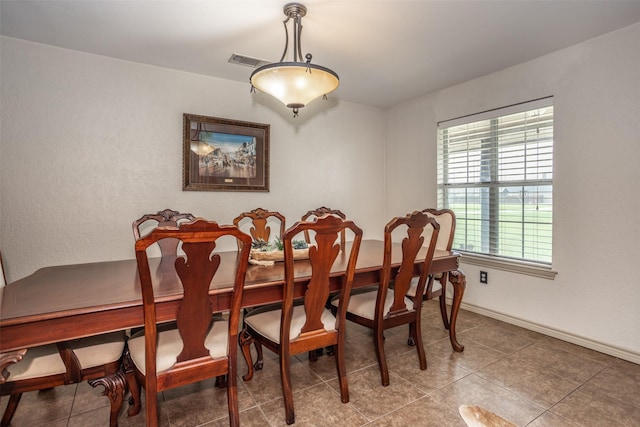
left=0, top=37, right=386, bottom=281
left=385, top=23, right=640, bottom=357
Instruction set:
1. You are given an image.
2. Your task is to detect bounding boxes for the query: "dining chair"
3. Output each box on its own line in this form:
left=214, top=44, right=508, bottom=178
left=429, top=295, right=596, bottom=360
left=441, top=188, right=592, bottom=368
left=300, top=207, right=349, bottom=361
left=332, top=211, right=440, bottom=386
left=239, top=214, right=363, bottom=425
left=130, top=209, right=196, bottom=335
left=0, top=252, right=128, bottom=427
left=233, top=207, right=286, bottom=249
left=234, top=208, right=286, bottom=378
left=132, top=208, right=195, bottom=262
left=124, top=219, right=252, bottom=427
left=300, top=206, right=347, bottom=250
left=406, top=208, right=456, bottom=334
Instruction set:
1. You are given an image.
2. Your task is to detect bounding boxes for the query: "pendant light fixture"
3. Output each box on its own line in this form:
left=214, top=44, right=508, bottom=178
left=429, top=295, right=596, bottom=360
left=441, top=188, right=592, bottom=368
left=250, top=3, right=339, bottom=117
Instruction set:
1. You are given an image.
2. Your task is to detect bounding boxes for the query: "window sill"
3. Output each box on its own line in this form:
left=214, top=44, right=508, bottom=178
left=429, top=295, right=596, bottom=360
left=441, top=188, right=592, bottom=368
left=458, top=252, right=557, bottom=280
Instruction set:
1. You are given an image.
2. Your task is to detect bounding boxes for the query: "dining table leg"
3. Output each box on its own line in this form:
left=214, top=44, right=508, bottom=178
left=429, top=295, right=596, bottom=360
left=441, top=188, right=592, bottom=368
left=88, top=369, right=127, bottom=427
left=448, top=269, right=467, bottom=352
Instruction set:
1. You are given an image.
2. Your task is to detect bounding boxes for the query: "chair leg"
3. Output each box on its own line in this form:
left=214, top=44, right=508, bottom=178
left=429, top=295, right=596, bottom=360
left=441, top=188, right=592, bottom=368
left=1, top=393, right=23, bottom=427
left=438, top=275, right=451, bottom=330
left=334, top=343, right=349, bottom=403
left=145, top=386, right=158, bottom=427
left=254, top=341, right=264, bottom=368
left=412, top=319, right=427, bottom=371
left=280, top=354, right=295, bottom=425
left=238, top=329, right=256, bottom=381
left=121, top=351, right=141, bottom=417
left=439, top=289, right=450, bottom=330
left=226, top=371, right=240, bottom=427
left=407, top=323, right=416, bottom=346
left=373, top=327, right=389, bottom=386
left=88, top=369, right=127, bottom=427
left=215, top=375, right=227, bottom=388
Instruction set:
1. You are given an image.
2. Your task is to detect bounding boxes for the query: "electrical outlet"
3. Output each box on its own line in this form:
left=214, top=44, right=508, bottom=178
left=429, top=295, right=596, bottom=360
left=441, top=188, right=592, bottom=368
left=480, top=271, right=488, bottom=284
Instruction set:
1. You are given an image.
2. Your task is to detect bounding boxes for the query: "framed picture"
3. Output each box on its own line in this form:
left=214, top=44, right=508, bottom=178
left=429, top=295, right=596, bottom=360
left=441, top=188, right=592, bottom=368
left=183, top=114, right=270, bottom=192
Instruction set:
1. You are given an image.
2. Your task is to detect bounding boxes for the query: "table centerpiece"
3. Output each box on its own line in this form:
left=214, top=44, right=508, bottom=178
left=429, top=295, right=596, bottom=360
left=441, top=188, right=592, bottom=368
left=249, top=237, right=310, bottom=265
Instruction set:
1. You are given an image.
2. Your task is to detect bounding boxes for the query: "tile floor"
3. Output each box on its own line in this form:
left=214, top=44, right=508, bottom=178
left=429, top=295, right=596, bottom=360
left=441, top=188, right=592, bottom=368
left=3, top=300, right=640, bottom=426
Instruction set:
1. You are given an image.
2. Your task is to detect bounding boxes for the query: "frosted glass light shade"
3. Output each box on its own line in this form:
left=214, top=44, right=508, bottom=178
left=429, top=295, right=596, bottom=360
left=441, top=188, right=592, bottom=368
left=251, top=62, right=339, bottom=109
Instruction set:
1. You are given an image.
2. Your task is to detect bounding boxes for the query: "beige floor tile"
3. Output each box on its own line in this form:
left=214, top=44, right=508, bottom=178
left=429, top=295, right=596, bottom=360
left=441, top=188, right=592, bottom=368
left=327, top=365, right=426, bottom=421
left=294, top=349, right=339, bottom=380
left=420, top=320, right=452, bottom=344
left=296, top=332, right=379, bottom=379
left=203, top=406, right=270, bottom=427
left=428, top=336, right=506, bottom=372
left=371, top=394, right=466, bottom=427
left=536, top=335, right=619, bottom=365
left=68, top=405, right=127, bottom=427
left=240, top=352, right=323, bottom=405
left=69, top=379, right=114, bottom=417
left=388, top=350, right=472, bottom=393
left=0, top=383, right=76, bottom=426
left=526, top=411, right=583, bottom=427
left=505, top=342, right=607, bottom=383
left=458, top=320, right=543, bottom=355
left=579, top=360, right=640, bottom=407
left=342, top=331, right=384, bottom=360
left=477, top=357, right=581, bottom=408
left=259, top=382, right=368, bottom=427
left=159, top=377, right=253, bottom=427
left=550, top=382, right=640, bottom=427
left=116, top=389, right=151, bottom=426
left=431, top=374, right=545, bottom=426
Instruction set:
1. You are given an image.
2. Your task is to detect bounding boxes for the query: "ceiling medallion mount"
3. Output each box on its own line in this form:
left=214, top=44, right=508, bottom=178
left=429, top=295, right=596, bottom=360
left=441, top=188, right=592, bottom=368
left=283, top=2, right=307, bottom=19
left=250, top=2, right=339, bottom=117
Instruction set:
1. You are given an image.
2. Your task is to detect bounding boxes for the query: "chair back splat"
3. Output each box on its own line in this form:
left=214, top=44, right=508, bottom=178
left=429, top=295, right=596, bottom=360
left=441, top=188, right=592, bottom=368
left=233, top=207, right=286, bottom=248
left=300, top=206, right=347, bottom=249
left=132, top=208, right=195, bottom=260
left=125, top=218, right=251, bottom=427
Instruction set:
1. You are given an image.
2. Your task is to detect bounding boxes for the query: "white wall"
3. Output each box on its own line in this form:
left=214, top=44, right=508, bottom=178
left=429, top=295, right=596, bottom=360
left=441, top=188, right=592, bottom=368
left=3, top=23, right=640, bottom=360
left=386, top=23, right=640, bottom=359
left=0, top=36, right=387, bottom=281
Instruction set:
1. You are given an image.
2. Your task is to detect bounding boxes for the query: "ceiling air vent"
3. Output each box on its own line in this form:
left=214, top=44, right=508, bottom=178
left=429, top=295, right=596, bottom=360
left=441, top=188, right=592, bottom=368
left=228, top=54, right=271, bottom=68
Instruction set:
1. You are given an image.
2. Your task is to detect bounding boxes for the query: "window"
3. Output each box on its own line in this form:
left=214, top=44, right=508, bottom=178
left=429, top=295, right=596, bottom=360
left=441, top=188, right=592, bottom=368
left=437, top=97, right=553, bottom=266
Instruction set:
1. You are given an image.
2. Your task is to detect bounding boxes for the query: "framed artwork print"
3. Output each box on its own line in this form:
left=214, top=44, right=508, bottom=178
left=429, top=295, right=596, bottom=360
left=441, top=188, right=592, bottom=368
left=183, top=114, right=270, bottom=192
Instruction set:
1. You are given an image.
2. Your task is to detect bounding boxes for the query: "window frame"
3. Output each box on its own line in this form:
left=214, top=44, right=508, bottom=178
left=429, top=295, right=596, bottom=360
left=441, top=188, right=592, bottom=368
left=437, top=97, right=557, bottom=278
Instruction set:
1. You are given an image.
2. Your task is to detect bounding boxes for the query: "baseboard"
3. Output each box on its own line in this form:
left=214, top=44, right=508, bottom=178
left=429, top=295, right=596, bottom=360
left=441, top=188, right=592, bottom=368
left=456, top=300, right=640, bottom=365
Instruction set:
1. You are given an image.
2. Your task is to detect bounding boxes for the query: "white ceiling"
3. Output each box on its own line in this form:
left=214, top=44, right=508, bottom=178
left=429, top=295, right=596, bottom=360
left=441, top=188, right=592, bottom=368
left=2, top=0, right=640, bottom=108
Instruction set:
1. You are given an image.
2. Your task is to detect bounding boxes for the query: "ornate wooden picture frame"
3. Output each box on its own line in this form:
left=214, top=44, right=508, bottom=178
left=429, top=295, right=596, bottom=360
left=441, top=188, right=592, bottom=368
left=183, top=114, right=270, bottom=192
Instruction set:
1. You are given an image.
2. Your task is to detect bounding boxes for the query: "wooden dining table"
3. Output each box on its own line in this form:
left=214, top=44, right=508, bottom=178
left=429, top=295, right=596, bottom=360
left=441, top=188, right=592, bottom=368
left=0, top=240, right=466, bottom=375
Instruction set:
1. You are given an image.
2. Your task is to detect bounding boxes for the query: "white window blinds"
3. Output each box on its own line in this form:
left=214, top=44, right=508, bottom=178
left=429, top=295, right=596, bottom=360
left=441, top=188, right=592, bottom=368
left=437, top=97, right=554, bottom=265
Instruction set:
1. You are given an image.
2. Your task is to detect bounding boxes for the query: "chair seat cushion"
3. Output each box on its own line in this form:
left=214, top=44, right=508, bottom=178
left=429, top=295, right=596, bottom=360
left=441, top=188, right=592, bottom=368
left=245, top=305, right=336, bottom=343
left=406, top=276, right=443, bottom=298
left=333, top=289, right=413, bottom=321
left=128, top=321, right=228, bottom=374
left=5, top=331, right=126, bottom=381
left=5, top=344, right=67, bottom=381
left=70, top=331, right=127, bottom=369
